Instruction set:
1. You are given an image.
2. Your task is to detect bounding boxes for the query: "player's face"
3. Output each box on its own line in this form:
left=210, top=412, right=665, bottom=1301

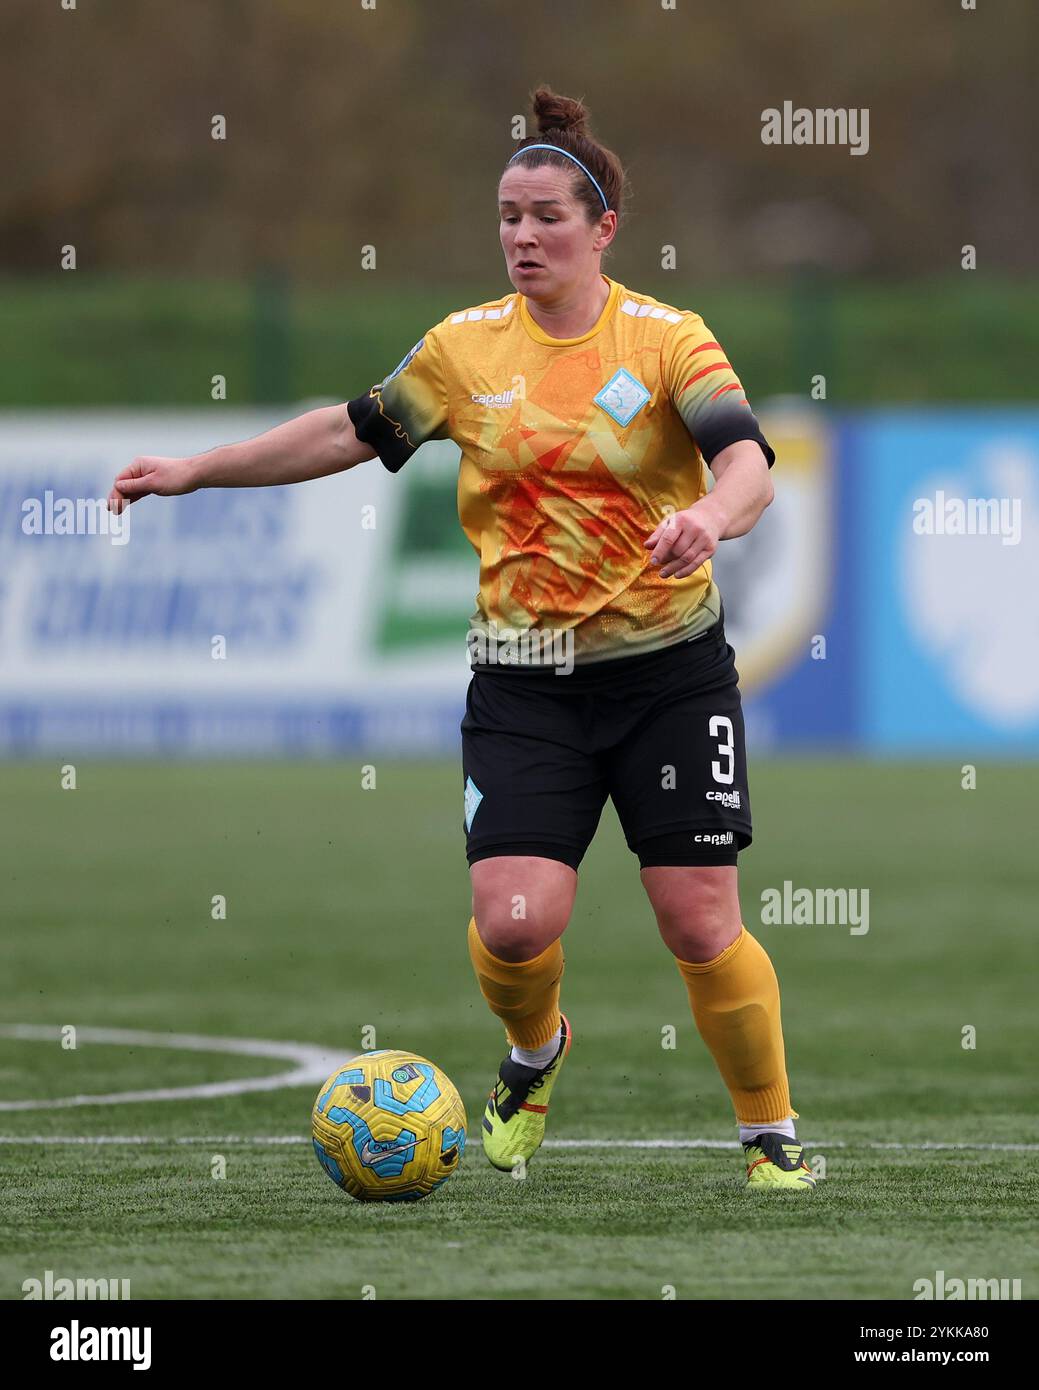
left=498, top=167, right=606, bottom=299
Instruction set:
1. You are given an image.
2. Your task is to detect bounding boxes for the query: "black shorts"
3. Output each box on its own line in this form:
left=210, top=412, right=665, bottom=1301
left=460, top=618, right=753, bottom=870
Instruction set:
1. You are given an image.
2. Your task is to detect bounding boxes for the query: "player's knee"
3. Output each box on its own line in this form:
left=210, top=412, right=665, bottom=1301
left=471, top=902, right=567, bottom=961
left=663, top=910, right=739, bottom=963
left=643, top=867, right=741, bottom=963
left=470, top=856, right=576, bottom=959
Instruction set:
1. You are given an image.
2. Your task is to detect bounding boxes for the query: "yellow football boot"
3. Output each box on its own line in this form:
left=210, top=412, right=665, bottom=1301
left=482, top=1015, right=572, bottom=1172
left=743, top=1132, right=816, bottom=1190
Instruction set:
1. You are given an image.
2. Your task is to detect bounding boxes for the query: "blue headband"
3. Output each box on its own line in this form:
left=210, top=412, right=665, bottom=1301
left=506, top=143, right=609, bottom=212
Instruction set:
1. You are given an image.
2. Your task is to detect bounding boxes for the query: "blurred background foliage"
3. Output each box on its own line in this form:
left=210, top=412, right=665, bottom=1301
left=2, top=0, right=1036, bottom=403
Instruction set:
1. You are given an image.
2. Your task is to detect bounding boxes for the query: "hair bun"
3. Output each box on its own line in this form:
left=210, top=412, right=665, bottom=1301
left=532, top=85, right=590, bottom=139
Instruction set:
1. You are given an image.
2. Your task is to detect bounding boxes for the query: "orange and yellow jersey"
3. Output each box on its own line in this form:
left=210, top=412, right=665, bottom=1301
left=347, top=274, right=774, bottom=664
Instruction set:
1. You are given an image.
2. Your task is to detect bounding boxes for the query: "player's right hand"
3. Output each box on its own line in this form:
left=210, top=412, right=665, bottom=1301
left=108, top=456, right=198, bottom=514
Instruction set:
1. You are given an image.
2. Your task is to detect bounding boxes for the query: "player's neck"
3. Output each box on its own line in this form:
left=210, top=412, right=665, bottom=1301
left=523, top=273, right=610, bottom=340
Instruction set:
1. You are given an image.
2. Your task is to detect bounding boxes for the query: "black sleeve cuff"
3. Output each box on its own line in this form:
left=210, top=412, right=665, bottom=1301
left=696, top=408, right=776, bottom=470
left=347, top=393, right=416, bottom=473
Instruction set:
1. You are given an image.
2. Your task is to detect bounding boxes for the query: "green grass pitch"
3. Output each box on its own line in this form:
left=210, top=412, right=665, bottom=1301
left=1, top=759, right=1035, bottom=1300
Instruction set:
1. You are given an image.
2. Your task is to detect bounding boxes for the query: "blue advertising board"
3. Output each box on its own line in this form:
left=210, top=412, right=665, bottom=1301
left=1, top=408, right=1036, bottom=756
left=855, top=411, right=1039, bottom=752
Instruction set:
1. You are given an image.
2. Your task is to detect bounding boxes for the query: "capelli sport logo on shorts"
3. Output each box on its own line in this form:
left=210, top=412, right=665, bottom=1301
left=706, top=789, right=741, bottom=810
left=692, top=831, right=734, bottom=846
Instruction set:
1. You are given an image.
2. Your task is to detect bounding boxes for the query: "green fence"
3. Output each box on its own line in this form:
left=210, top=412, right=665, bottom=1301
left=2, top=272, right=1036, bottom=406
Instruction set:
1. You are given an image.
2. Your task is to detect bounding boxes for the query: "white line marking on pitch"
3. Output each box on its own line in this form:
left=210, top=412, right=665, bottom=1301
left=0, top=1024, right=340, bottom=1112
left=2, top=1028, right=1034, bottom=1154
left=0, top=1135, right=1035, bottom=1152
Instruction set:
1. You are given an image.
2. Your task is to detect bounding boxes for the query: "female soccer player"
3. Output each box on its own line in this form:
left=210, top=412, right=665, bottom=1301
left=110, top=87, right=813, bottom=1191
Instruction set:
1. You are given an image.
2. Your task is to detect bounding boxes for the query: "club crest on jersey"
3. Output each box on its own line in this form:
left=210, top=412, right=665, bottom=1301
left=593, top=369, right=651, bottom=427
left=380, top=337, right=425, bottom=388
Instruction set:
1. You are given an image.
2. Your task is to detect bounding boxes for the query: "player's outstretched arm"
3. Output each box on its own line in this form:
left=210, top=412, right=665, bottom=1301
left=107, top=403, right=378, bottom=514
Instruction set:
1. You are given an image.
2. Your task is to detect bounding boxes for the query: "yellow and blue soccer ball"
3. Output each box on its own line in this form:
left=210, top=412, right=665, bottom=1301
left=312, top=1050, right=467, bottom=1202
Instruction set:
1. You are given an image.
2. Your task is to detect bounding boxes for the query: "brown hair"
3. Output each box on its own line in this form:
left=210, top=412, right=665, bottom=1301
left=505, top=86, right=627, bottom=235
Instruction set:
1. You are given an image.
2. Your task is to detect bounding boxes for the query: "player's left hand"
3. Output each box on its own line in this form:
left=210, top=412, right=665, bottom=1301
left=643, top=499, right=725, bottom=579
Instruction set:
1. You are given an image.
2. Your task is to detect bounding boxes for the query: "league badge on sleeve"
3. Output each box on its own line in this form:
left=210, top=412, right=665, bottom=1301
left=380, top=337, right=426, bottom=388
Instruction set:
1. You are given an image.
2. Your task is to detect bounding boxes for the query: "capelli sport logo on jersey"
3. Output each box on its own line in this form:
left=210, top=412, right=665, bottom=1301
left=471, top=389, right=516, bottom=408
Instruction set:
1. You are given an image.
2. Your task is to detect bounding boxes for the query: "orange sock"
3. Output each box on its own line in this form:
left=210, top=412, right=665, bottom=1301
left=467, top=917, right=564, bottom=1049
left=674, top=925, right=797, bottom=1126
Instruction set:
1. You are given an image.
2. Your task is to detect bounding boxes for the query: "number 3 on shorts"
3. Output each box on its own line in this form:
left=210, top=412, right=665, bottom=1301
left=709, top=714, right=735, bottom=785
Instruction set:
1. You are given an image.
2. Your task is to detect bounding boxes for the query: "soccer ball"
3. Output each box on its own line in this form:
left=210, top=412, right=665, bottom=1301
left=312, top=1050, right=467, bottom=1202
